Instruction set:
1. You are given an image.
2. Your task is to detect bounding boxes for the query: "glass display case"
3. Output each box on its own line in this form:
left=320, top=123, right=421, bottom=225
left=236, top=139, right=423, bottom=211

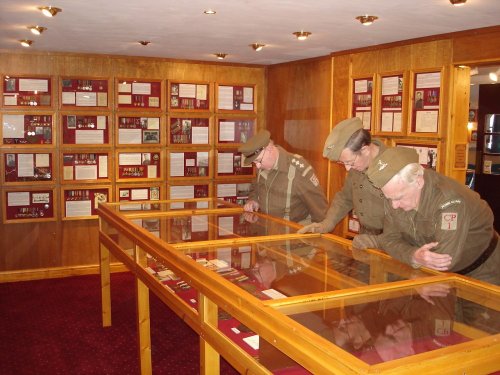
left=98, top=199, right=500, bottom=374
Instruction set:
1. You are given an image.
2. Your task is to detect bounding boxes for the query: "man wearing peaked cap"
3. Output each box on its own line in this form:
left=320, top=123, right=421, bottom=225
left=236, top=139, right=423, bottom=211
left=367, top=147, right=499, bottom=285
left=238, top=129, right=327, bottom=224
left=298, top=117, right=388, bottom=251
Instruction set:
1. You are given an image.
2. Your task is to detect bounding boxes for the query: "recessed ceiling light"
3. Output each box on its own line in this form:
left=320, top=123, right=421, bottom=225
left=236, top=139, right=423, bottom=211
left=449, top=0, right=467, bottom=6
left=489, top=72, right=498, bottom=82
left=38, top=6, right=62, bottom=17
left=214, top=53, right=227, bottom=60
left=138, top=41, right=151, bottom=46
left=204, top=9, right=216, bottom=15
left=28, top=26, right=47, bottom=35
left=20, top=39, right=33, bottom=47
left=355, top=15, right=378, bottom=26
left=250, top=43, right=265, bottom=52
left=292, top=31, right=311, bottom=41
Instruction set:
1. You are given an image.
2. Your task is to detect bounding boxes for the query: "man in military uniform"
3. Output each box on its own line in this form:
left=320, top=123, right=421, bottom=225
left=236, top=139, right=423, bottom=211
left=367, top=147, right=499, bottom=285
left=298, top=117, right=387, bottom=249
left=238, top=130, right=327, bottom=224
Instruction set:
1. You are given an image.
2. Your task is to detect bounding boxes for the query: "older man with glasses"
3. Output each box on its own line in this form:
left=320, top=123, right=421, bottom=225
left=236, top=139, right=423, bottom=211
left=238, top=129, right=327, bottom=225
left=298, top=117, right=388, bottom=250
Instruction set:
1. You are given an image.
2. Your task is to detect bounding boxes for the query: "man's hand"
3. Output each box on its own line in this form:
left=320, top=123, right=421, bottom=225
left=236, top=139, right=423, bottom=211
left=412, top=242, right=452, bottom=271
left=243, top=212, right=259, bottom=223
left=244, top=200, right=259, bottom=212
left=297, top=222, right=328, bottom=234
left=415, top=283, right=451, bottom=305
left=352, top=234, right=380, bottom=250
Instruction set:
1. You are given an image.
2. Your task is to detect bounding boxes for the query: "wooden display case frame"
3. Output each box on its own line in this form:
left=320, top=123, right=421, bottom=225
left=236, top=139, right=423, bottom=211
left=166, top=148, right=213, bottom=181
left=60, top=149, right=112, bottom=184
left=215, top=83, right=257, bottom=114
left=392, top=138, right=441, bottom=172
left=351, top=75, right=376, bottom=131
left=59, top=111, right=112, bottom=148
left=167, top=113, right=212, bottom=148
left=409, top=69, right=444, bottom=137
left=115, top=149, right=163, bottom=183
left=1, top=74, right=55, bottom=109
left=374, top=71, right=408, bottom=136
left=1, top=111, right=56, bottom=147
left=215, top=148, right=255, bottom=179
left=115, top=112, right=164, bottom=148
left=167, top=80, right=211, bottom=112
left=2, top=150, right=56, bottom=186
left=115, top=78, right=163, bottom=111
left=59, top=76, right=112, bottom=110
left=3, top=186, right=57, bottom=224
left=61, top=185, right=112, bottom=221
left=215, top=115, right=256, bottom=147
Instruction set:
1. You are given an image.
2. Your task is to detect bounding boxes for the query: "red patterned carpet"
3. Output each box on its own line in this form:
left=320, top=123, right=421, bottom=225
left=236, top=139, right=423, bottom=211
left=0, top=272, right=238, bottom=375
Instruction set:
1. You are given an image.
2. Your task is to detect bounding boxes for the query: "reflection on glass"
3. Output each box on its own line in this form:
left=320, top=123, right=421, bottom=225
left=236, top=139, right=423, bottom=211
left=485, top=114, right=500, bottom=133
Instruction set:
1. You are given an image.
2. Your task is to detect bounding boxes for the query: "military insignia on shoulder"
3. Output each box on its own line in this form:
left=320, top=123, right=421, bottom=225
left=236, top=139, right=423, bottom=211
left=441, top=212, right=458, bottom=230
left=377, top=159, right=388, bottom=170
left=310, top=173, right=319, bottom=187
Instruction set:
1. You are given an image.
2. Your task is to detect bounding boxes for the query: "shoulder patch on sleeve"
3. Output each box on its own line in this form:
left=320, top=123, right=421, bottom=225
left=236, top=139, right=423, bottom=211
left=441, top=212, right=458, bottom=230
left=440, top=199, right=462, bottom=210
left=309, top=173, right=319, bottom=187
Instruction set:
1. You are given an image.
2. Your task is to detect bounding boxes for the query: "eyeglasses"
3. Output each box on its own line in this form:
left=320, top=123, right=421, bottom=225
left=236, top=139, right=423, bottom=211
left=253, top=147, right=267, bottom=165
left=337, top=153, right=359, bottom=167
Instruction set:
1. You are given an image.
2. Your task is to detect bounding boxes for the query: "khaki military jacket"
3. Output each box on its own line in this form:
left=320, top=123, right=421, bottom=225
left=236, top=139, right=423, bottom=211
left=323, top=140, right=387, bottom=232
left=248, top=146, right=328, bottom=223
left=380, top=169, right=499, bottom=284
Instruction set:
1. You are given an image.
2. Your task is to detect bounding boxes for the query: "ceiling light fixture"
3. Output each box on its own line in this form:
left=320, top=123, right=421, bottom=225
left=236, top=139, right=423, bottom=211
left=489, top=72, right=498, bottom=82
left=28, top=26, right=47, bottom=35
left=20, top=39, right=33, bottom=47
left=204, top=9, right=216, bottom=15
left=250, top=43, right=265, bottom=52
left=38, top=6, right=62, bottom=17
left=449, top=0, right=467, bottom=6
left=356, top=15, right=378, bottom=26
left=293, top=31, right=311, bottom=41
left=214, top=53, right=227, bottom=60
left=138, top=41, right=151, bottom=46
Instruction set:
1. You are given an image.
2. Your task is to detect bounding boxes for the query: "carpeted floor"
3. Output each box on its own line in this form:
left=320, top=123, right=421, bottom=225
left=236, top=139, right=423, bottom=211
left=0, top=272, right=239, bottom=375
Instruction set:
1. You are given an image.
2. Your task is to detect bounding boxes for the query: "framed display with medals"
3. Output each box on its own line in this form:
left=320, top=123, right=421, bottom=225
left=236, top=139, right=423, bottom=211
left=168, top=115, right=211, bottom=146
left=168, top=81, right=210, bottom=111
left=60, top=77, right=110, bottom=109
left=167, top=149, right=212, bottom=180
left=167, top=182, right=211, bottom=210
left=2, top=151, right=54, bottom=185
left=376, top=73, right=406, bottom=135
left=61, top=151, right=112, bottom=184
left=116, top=184, right=162, bottom=212
left=60, top=113, right=111, bottom=146
left=2, top=75, right=53, bottom=108
left=1, top=112, right=54, bottom=146
left=116, top=114, right=162, bottom=146
left=116, top=78, right=162, bottom=110
left=61, top=186, right=111, bottom=220
left=216, top=84, right=256, bottom=113
left=216, top=117, right=256, bottom=146
left=215, top=149, right=254, bottom=178
left=3, top=187, right=56, bottom=223
left=410, top=70, right=442, bottom=136
left=351, top=76, right=374, bottom=131
left=215, top=180, right=252, bottom=206
left=116, top=150, right=162, bottom=181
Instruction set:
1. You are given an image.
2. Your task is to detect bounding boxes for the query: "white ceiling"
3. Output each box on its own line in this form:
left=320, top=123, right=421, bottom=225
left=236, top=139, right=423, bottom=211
left=0, top=0, right=499, bottom=66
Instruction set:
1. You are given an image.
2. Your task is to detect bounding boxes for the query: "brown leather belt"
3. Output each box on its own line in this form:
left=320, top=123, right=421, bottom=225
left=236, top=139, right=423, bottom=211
left=360, top=226, right=383, bottom=236
left=456, top=231, right=498, bottom=275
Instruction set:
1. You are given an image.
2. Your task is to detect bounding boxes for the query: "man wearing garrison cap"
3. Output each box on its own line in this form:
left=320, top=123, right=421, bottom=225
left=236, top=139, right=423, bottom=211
left=238, top=129, right=327, bottom=224
left=367, top=147, right=499, bottom=285
left=298, top=117, right=388, bottom=250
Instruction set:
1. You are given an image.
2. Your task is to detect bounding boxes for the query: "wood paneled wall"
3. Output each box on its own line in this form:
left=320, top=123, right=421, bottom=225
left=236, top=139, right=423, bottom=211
left=0, top=52, right=266, bottom=279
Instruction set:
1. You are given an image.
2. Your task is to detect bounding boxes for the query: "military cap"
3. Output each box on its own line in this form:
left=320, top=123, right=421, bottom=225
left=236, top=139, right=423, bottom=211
left=323, top=117, right=363, bottom=161
left=238, top=129, right=271, bottom=166
left=367, top=147, right=419, bottom=188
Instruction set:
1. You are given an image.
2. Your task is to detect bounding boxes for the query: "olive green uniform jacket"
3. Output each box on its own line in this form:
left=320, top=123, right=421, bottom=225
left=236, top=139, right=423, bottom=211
left=248, top=146, right=328, bottom=224
left=322, top=140, right=387, bottom=233
left=380, top=169, right=499, bottom=285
